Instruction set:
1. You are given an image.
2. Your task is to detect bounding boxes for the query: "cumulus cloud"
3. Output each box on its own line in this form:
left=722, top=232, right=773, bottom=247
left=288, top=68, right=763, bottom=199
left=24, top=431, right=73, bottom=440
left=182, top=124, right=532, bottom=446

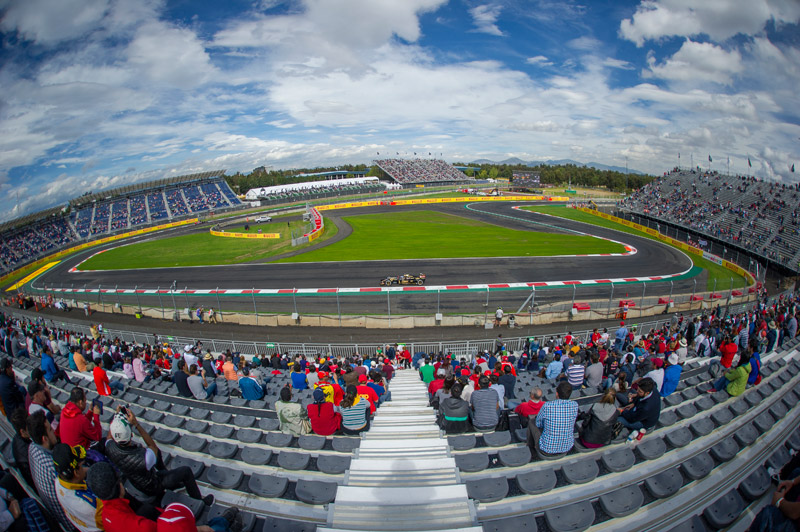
left=526, top=55, right=553, bottom=66
left=645, top=40, right=744, bottom=85
left=0, top=0, right=110, bottom=44
left=469, top=4, right=504, bottom=36
left=620, top=0, right=800, bottom=46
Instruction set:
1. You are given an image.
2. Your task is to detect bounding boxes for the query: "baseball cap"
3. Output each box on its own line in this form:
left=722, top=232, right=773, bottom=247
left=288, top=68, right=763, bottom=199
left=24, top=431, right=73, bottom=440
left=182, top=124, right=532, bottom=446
left=110, top=412, right=132, bottom=444
left=317, top=371, right=328, bottom=379
left=52, top=443, right=86, bottom=477
left=357, top=374, right=368, bottom=383
left=157, top=503, right=196, bottom=532
left=653, top=358, right=664, bottom=368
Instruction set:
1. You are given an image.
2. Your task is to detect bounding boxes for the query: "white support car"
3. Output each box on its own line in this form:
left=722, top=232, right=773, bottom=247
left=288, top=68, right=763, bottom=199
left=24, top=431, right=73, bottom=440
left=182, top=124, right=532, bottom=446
left=254, top=215, right=272, bottom=222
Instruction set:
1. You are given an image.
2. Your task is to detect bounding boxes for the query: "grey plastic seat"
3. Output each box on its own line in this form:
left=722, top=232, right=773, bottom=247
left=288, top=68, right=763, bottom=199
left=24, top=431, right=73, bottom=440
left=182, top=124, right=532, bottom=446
left=685, top=376, right=700, bottom=386
left=711, top=390, right=730, bottom=404
left=448, top=435, right=476, bottom=451
left=734, top=423, right=759, bottom=447
left=266, top=432, right=293, bottom=447
left=466, top=477, right=509, bottom=503
left=185, top=419, right=209, bottom=433
left=122, top=392, right=138, bottom=403
left=154, top=382, right=172, bottom=393
left=317, top=454, right=350, bottom=475
left=248, top=474, right=289, bottom=498
left=645, top=467, right=683, bottom=499
left=229, top=397, right=248, bottom=407
left=212, top=395, right=229, bottom=405
left=168, top=455, right=205, bottom=477
left=681, top=452, right=714, bottom=480
left=498, top=446, right=531, bottom=467
left=160, top=491, right=205, bottom=519
left=277, top=451, right=310, bottom=471
left=100, top=410, right=114, bottom=424
left=636, top=437, right=667, bottom=460
left=767, top=446, right=792, bottom=471
left=209, top=425, right=235, bottom=439
left=711, top=407, right=734, bottom=426
left=562, top=459, right=599, bottom=484
left=664, top=394, right=682, bottom=407
left=770, top=402, right=789, bottom=419
left=153, top=428, right=179, bottom=445
left=163, top=414, right=184, bottom=429
left=677, top=403, right=697, bottom=419
left=481, top=514, right=538, bottom=532
left=210, top=411, right=233, bottom=424
left=658, top=410, right=678, bottom=427
left=667, top=515, right=708, bottom=532
left=681, top=388, right=699, bottom=400
left=129, top=404, right=146, bottom=417
left=204, top=505, right=256, bottom=532
left=258, top=418, right=280, bottom=431
left=234, top=415, right=256, bottom=428
left=689, top=417, right=715, bottom=437
left=259, top=516, right=318, bottom=532
left=516, top=468, right=556, bottom=495
left=205, top=465, right=244, bottom=489
left=295, top=480, right=337, bottom=505
left=703, top=489, right=745, bottom=529
left=787, top=430, right=800, bottom=452
left=298, top=435, right=326, bottom=451
left=710, top=437, right=739, bottom=462
left=544, top=500, right=594, bottom=532
left=694, top=396, right=714, bottom=411
left=696, top=382, right=712, bottom=393
left=180, top=435, right=207, bottom=453
left=745, top=390, right=763, bottom=407
left=740, top=467, right=771, bottom=500
left=153, top=399, right=171, bottom=411
left=144, top=410, right=164, bottom=423
left=455, top=453, right=489, bottom=473
left=170, top=404, right=190, bottom=416
left=483, top=431, right=512, bottom=447
left=665, top=427, right=693, bottom=448
left=599, top=485, right=644, bottom=517
left=236, top=429, right=263, bottom=444
left=208, top=441, right=238, bottom=459
left=601, top=448, right=635, bottom=473
left=190, top=408, right=210, bottom=420
left=331, top=437, right=360, bottom=453
left=242, top=447, right=272, bottom=466
left=137, top=397, right=154, bottom=407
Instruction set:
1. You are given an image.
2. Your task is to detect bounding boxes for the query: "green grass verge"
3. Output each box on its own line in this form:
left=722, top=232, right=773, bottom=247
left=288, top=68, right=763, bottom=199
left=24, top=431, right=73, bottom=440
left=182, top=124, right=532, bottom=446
left=276, top=210, right=623, bottom=263
left=521, top=205, right=747, bottom=290
left=76, top=222, right=339, bottom=270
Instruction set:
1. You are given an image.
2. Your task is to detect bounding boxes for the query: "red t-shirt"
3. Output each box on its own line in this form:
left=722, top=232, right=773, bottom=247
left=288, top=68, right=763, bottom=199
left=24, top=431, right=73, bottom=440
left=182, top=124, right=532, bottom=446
left=514, top=400, right=544, bottom=418
left=306, top=402, right=341, bottom=435
left=101, top=498, right=157, bottom=532
left=720, top=341, right=738, bottom=368
left=428, top=378, right=445, bottom=396
left=355, top=385, right=379, bottom=413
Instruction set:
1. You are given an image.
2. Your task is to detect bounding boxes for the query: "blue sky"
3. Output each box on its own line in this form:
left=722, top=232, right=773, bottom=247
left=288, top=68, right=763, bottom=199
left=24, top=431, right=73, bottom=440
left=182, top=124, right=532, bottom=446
left=1, top=0, right=799, bottom=222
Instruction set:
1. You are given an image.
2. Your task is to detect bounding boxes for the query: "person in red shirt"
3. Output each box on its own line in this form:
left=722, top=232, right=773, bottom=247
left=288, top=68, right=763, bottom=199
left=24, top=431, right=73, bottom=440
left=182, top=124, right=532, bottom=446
left=355, top=375, right=379, bottom=414
left=86, top=461, right=158, bottom=532
left=93, top=365, right=124, bottom=396
left=307, top=388, right=341, bottom=435
left=59, top=387, right=103, bottom=450
left=719, top=336, right=739, bottom=368
left=428, top=373, right=445, bottom=398
left=381, top=359, right=394, bottom=382
left=514, top=388, right=545, bottom=422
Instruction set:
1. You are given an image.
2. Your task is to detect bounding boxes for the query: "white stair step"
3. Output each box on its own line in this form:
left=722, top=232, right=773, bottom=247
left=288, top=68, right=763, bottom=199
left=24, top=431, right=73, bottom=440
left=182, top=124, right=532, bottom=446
left=359, top=438, right=446, bottom=450
left=336, top=485, right=468, bottom=505
left=349, top=458, right=456, bottom=471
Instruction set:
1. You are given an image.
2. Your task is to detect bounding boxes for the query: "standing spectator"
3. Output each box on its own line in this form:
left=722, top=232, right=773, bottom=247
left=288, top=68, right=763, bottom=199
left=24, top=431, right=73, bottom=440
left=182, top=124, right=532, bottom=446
left=470, top=376, right=499, bottom=431
left=27, top=410, right=73, bottom=531
left=767, top=321, right=779, bottom=352
left=528, top=382, right=578, bottom=457
left=59, top=387, right=102, bottom=450
left=615, top=321, right=628, bottom=352
left=52, top=443, right=103, bottom=532
left=275, top=387, right=310, bottom=436
left=494, top=307, right=504, bottom=328
left=0, top=359, right=25, bottom=422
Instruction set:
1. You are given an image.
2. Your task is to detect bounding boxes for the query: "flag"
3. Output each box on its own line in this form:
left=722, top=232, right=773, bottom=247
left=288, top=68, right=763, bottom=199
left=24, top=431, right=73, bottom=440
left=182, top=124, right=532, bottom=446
left=708, top=155, right=712, bottom=163
left=748, top=157, right=752, bottom=168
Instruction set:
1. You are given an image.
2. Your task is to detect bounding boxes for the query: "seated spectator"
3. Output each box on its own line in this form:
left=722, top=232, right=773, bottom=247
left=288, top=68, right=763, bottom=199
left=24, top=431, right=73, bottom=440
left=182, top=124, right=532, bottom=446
left=313, top=371, right=344, bottom=406
left=86, top=461, right=157, bottom=532
left=201, top=352, right=217, bottom=378
left=291, top=363, right=308, bottom=390
left=106, top=409, right=214, bottom=507
left=0, top=359, right=25, bottom=422
left=59, top=387, right=102, bottom=450
left=52, top=443, right=103, bottom=531
left=93, top=365, right=125, bottom=396
left=709, top=350, right=751, bottom=396
left=439, top=383, right=470, bottom=434
left=565, top=355, right=585, bottom=387
left=187, top=364, right=217, bottom=400
left=419, top=359, right=435, bottom=383
left=661, top=353, right=682, bottom=396
left=584, top=352, right=603, bottom=388
left=172, top=360, right=192, bottom=398
left=73, top=349, right=93, bottom=372
left=367, top=371, right=389, bottom=405
left=617, top=377, right=661, bottom=433
left=9, top=407, right=33, bottom=488
left=545, top=353, right=562, bottom=380
left=27, top=411, right=73, bottom=531
left=222, top=356, right=238, bottom=381
left=307, top=388, right=341, bottom=436
left=339, top=385, right=370, bottom=435
left=132, top=352, right=146, bottom=382
left=41, top=346, right=70, bottom=384
left=238, top=367, right=266, bottom=401
left=513, top=387, right=545, bottom=426
left=275, top=387, right=310, bottom=436
left=27, top=381, right=58, bottom=431
left=432, top=375, right=454, bottom=409
left=639, top=357, right=665, bottom=391
left=528, top=382, right=578, bottom=457
left=498, top=365, right=516, bottom=400
left=577, top=389, right=619, bottom=448
left=719, top=335, right=739, bottom=369
left=470, top=376, right=499, bottom=431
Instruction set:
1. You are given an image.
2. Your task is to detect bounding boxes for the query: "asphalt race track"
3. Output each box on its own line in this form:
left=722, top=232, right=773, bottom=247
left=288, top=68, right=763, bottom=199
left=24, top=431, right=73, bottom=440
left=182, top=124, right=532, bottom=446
left=32, top=202, right=701, bottom=316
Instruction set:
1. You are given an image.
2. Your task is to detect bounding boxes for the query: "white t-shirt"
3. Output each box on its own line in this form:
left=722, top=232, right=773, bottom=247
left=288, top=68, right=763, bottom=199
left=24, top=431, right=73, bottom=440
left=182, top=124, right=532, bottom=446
left=644, top=368, right=665, bottom=391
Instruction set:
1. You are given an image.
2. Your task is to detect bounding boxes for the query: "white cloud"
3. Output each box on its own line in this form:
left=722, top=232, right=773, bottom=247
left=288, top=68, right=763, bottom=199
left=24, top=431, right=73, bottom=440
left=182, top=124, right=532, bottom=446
left=620, top=0, right=800, bottom=46
left=602, top=57, right=634, bottom=70
left=0, top=0, right=111, bottom=44
left=526, top=55, right=553, bottom=66
left=645, top=40, right=743, bottom=85
left=469, top=4, right=504, bottom=36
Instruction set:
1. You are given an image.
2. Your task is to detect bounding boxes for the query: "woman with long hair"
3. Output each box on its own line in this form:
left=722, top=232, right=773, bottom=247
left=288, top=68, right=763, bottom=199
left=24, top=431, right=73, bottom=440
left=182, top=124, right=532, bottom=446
left=340, top=385, right=370, bottom=435
left=578, top=389, right=620, bottom=448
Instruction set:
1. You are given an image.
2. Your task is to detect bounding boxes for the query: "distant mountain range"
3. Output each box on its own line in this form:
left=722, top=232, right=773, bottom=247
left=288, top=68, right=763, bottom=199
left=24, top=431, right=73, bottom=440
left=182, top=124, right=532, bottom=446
left=467, top=157, right=646, bottom=175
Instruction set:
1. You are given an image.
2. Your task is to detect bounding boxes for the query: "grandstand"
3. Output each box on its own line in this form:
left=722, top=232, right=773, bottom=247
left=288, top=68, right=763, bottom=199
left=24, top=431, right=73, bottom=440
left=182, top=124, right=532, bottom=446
left=621, top=168, right=800, bottom=273
left=376, top=158, right=473, bottom=184
left=0, top=170, right=241, bottom=274
left=1, top=293, right=799, bottom=531
left=245, top=176, right=384, bottom=204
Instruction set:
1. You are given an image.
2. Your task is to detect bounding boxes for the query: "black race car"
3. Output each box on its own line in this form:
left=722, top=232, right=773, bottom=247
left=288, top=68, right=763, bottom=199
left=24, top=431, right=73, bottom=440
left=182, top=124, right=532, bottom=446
left=380, top=273, right=427, bottom=286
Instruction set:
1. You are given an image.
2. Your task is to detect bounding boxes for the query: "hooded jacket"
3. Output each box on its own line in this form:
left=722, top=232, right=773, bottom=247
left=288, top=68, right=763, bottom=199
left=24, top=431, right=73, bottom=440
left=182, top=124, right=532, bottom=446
left=59, top=401, right=102, bottom=448
left=579, top=402, right=619, bottom=446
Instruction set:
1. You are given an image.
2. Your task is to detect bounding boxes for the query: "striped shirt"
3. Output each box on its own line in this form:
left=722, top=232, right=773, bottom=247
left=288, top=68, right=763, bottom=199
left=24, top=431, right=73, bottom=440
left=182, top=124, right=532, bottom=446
left=535, top=399, right=579, bottom=454
left=565, top=364, right=585, bottom=387
left=340, top=398, right=369, bottom=431
left=28, top=444, right=73, bottom=531
left=470, top=388, right=499, bottom=430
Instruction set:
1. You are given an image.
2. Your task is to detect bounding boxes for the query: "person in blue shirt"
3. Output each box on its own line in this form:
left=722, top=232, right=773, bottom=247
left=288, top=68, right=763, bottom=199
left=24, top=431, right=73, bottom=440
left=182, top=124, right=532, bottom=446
left=238, top=367, right=266, bottom=400
left=291, top=363, right=308, bottom=390
left=545, top=354, right=563, bottom=380
left=366, top=372, right=390, bottom=405
left=67, top=347, right=78, bottom=372
left=660, top=353, right=682, bottom=397
left=40, top=346, right=70, bottom=384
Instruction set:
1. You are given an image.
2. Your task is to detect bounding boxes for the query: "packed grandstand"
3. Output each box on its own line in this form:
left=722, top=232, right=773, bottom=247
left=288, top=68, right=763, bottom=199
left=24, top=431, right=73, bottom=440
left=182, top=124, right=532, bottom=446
left=375, top=158, right=472, bottom=184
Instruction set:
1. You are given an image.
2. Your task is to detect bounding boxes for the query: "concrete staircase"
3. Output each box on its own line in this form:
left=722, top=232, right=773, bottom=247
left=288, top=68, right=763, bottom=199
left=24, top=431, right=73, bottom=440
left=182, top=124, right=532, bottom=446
left=321, top=369, right=480, bottom=532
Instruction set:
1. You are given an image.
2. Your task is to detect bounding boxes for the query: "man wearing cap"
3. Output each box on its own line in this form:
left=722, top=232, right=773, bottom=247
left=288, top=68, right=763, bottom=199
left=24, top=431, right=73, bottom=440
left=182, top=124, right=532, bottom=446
left=661, top=354, right=682, bottom=396
left=52, top=442, right=103, bottom=531
left=238, top=366, right=266, bottom=401
left=86, top=461, right=159, bottom=532
left=355, top=375, right=379, bottom=414
left=0, top=358, right=25, bottom=422
left=27, top=410, right=74, bottom=531
left=106, top=408, right=215, bottom=507
left=182, top=345, right=198, bottom=369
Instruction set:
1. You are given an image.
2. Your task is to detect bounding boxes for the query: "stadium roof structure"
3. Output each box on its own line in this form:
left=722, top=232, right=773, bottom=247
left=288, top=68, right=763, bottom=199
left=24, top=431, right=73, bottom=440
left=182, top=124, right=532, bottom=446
left=292, top=170, right=368, bottom=179
left=0, top=205, right=65, bottom=233
left=68, top=170, right=226, bottom=208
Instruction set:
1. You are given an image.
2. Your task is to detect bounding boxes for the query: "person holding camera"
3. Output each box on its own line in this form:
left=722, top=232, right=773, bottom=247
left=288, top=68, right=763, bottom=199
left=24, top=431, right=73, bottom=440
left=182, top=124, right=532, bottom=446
left=59, top=387, right=103, bottom=451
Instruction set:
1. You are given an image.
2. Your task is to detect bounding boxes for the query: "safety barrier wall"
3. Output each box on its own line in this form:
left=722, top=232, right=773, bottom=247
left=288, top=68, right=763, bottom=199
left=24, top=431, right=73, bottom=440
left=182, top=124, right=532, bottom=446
left=209, top=229, right=280, bottom=239
left=316, top=196, right=570, bottom=211
left=304, top=207, right=324, bottom=242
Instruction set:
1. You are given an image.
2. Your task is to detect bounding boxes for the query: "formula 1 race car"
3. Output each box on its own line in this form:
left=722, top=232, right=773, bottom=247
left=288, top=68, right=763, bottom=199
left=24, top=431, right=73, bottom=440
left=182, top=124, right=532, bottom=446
left=380, top=273, right=427, bottom=286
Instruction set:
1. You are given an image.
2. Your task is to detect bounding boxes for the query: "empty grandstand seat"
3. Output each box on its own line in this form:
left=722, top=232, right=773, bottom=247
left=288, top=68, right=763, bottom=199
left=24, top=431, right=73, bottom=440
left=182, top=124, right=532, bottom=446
left=203, top=505, right=256, bottom=532
left=210, top=425, right=235, bottom=439
left=144, top=410, right=164, bottom=423
left=681, top=452, right=714, bottom=480
left=481, top=514, right=538, bottom=532
left=153, top=428, right=180, bottom=445
left=237, top=429, right=263, bottom=444
left=599, top=485, right=644, bottom=517
left=677, top=404, right=698, bottom=420
left=277, top=451, right=310, bottom=471
left=163, top=414, right=184, bottom=429
left=636, top=437, right=667, bottom=460
left=455, top=453, right=489, bottom=473
left=205, top=465, right=244, bottom=490
left=561, top=459, right=599, bottom=484
left=211, top=411, right=233, bottom=424
left=242, top=448, right=272, bottom=466
left=171, top=404, right=190, bottom=416
left=295, top=480, right=337, bottom=505
left=498, top=447, right=531, bottom=467
left=331, top=437, right=360, bottom=453
left=753, top=411, right=774, bottom=432
left=703, top=489, right=746, bottom=529
left=544, top=500, right=595, bottom=532
left=208, top=441, right=238, bottom=460
left=710, top=437, right=739, bottom=462
left=645, top=467, right=683, bottom=499
left=664, top=395, right=682, bottom=407
left=298, top=435, right=326, bottom=451
left=317, top=454, right=351, bottom=475
left=466, top=477, right=509, bottom=503
left=694, top=396, right=714, bottom=411
left=181, top=435, right=207, bottom=453
left=184, top=419, right=209, bottom=433
left=234, top=415, right=256, bottom=428
left=767, top=445, right=792, bottom=471
left=248, top=474, right=289, bottom=498
left=266, top=433, right=293, bottom=447
left=483, top=431, right=512, bottom=447
left=734, top=423, right=759, bottom=447
left=689, top=417, right=715, bottom=437
left=666, top=515, right=709, bottom=532
left=168, top=455, right=205, bottom=477
left=665, top=427, right=693, bottom=448
left=191, top=408, right=210, bottom=420
left=260, top=516, right=317, bottom=532
left=448, top=435, right=477, bottom=451
left=259, top=418, right=280, bottom=431
left=160, top=491, right=205, bottom=519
